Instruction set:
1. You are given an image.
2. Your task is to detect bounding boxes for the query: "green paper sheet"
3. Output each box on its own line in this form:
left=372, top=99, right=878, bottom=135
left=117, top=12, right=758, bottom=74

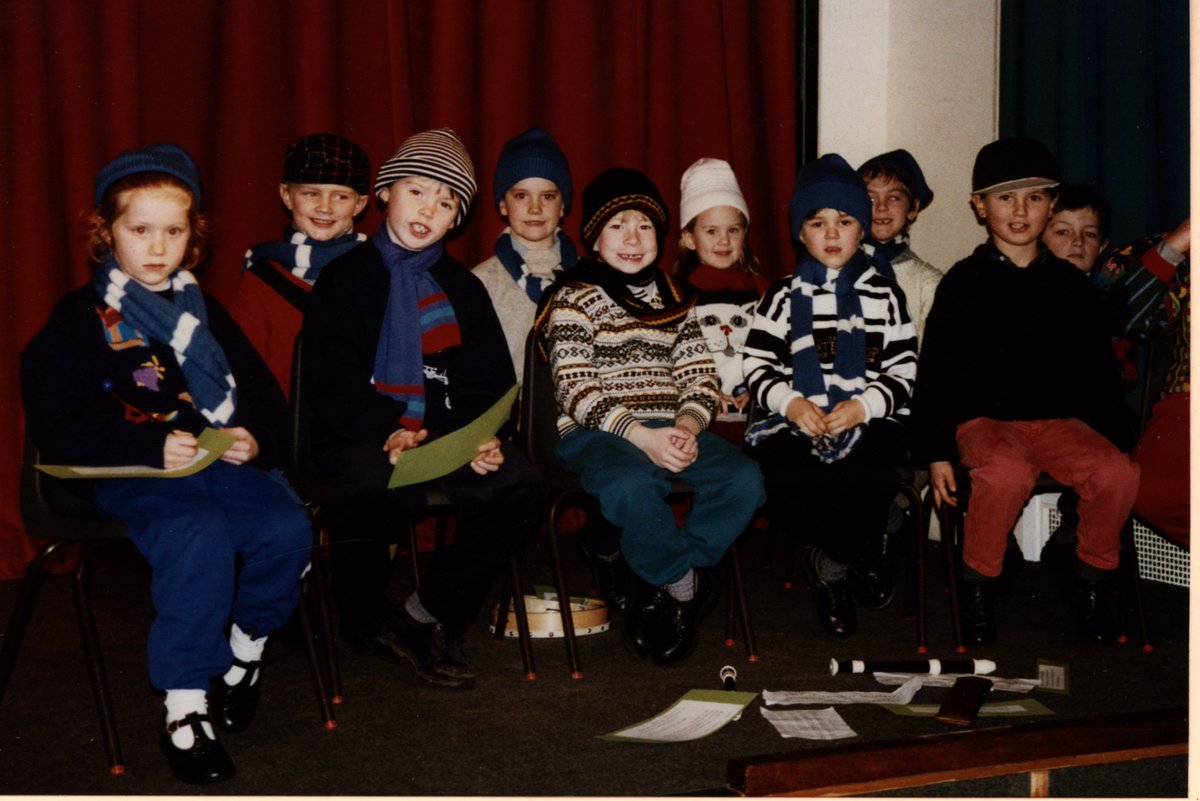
left=35, top=428, right=237, bottom=479
left=600, top=689, right=760, bottom=743
left=388, top=385, right=519, bottom=488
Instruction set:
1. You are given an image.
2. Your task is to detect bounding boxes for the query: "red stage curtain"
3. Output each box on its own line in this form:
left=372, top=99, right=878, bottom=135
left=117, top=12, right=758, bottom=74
left=0, top=0, right=799, bottom=579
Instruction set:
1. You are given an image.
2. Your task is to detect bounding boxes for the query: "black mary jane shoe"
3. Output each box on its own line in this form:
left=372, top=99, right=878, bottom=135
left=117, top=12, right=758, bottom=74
left=161, top=712, right=236, bottom=785
left=211, top=658, right=263, bottom=733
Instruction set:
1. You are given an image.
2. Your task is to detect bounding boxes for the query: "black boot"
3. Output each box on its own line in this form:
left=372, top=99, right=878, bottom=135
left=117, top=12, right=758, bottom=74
left=803, top=547, right=857, bottom=639
left=382, top=606, right=476, bottom=689
left=848, top=559, right=895, bottom=611
left=1074, top=575, right=1116, bottom=645
left=627, top=578, right=669, bottom=657
left=961, top=579, right=996, bottom=645
left=576, top=523, right=631, bottom=614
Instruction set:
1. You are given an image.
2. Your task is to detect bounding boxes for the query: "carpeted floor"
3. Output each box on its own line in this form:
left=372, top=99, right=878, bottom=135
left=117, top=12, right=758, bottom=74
left=0, top=525, right=1189, bottom=797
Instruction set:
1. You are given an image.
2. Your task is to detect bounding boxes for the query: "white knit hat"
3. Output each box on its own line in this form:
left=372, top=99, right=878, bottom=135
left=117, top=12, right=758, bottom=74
left=679, top=157, right=750, bottom=229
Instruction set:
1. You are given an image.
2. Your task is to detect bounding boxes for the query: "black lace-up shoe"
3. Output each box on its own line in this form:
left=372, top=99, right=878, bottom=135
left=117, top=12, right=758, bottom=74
left=849, top=560, right=895, bottom=611
left=627, top=578, right=669, bottom=657
left=383, top=607, right=476, bottom=689
left=803, top=547, right=857, bottom=639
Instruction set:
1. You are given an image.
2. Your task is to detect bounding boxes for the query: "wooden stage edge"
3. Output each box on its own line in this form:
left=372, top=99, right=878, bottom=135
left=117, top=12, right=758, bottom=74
left=727, top=706, right=1187, bottom=797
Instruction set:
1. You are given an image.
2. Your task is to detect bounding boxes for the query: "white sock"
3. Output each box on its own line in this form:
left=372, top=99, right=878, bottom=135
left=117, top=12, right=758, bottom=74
left=405, top=592, right=438, bottom=624
left=665, top=569, right=697, bottom=602
left=223, top=623, right=266, bottom=686
left=164, top=689, right=212, bottom=749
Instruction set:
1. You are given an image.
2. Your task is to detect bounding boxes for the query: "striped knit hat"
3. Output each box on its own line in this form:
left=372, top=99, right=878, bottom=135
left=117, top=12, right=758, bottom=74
left=580, top=167, right=668, bottom=253
left=374, top=128, right=477, bottom=226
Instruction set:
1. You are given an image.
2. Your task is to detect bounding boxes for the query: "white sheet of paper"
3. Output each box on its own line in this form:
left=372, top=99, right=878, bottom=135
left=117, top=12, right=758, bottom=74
left=760, top=706, right=857, bottom=739
left=600, top=690, right=759, bottom=743
left=762, top=676, right=922, bottom=707
left=872, top=671, right=1039, bottom=694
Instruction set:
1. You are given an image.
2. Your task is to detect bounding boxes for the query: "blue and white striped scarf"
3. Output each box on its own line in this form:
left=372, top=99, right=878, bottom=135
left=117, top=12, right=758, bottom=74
left=242, top=226, right=366, bottom=284
left=493, top=229, right=578, bottom=303
left=93, top=259, right=237, bottom=426
left=746, top=252, right=870, bottom=462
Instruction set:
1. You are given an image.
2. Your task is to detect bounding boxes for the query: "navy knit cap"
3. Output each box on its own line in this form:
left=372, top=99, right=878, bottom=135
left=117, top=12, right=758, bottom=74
left=283, top=133, right=371, bottom=195
left=94, top=143, right=202, bottom=208
left=788, top=153, right=871, bottom=239
left=580, top=167, right=668, bottom=253
left=493, top=127, right=573, bottom=211
left=859, top=148, right=934, bottom=209
left=374, top=128, right=477, bottom=227
left=972, top=137, right=1061, bottom=194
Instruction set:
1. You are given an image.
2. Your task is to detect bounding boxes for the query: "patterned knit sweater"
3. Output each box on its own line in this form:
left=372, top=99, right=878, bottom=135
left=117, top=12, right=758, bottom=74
left=742, top=266, right=917, bottom=425
left=540, top=283, right=720, bottom=438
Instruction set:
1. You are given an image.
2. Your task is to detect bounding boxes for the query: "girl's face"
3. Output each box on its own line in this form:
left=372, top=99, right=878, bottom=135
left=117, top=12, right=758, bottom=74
left=798, top=207, right=863, bottom=271
left=680, top=205, right=747, bottom=270
left=110, top=185, right=193, bottom=290
left=865, top=175, right=918, bottom=242
left=380, top=176, right=460, bottom=251
left=279, top=182, right=368, bottom=241
left=595, top=209, right=658, bottom=274
left=1042, top=207, right=1107, bottom=273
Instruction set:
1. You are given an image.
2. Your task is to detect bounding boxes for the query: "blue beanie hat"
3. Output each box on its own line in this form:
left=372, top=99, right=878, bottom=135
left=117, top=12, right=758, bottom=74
left=859, top=148, right=934, bottom=209
left=788, top=153, right=870, bottom=240
left=492, top=127, right=573, bottom=211
left=94, top=143, right=202, bottom=208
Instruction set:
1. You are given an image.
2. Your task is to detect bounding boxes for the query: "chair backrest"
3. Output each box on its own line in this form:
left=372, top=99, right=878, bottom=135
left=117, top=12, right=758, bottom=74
left=19, top=430, right=127, bottom=542
left=287, top=334, right=331, bottom=502
left=519, top=329, right=565, bottom=474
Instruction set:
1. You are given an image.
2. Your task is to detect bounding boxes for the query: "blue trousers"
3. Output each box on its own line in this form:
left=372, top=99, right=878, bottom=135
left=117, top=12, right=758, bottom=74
left=91, top=461, right=312, bottom=690
left=555, top=424, right=765, bottom=587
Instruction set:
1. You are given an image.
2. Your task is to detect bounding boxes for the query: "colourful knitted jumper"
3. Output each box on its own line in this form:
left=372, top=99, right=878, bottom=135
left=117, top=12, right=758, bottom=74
left=540, top=282, right=720, bottom=438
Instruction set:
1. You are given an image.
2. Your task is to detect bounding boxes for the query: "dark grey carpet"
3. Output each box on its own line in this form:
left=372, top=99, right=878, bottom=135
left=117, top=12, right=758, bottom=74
left=0, top=527, right=1189, bottom=796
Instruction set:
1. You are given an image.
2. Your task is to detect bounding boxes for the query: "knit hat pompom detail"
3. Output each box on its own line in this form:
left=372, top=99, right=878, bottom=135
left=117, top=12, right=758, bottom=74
left=858, top=148, right=934, bottom=210
left=971, top=137, right=1061, bottom=195
left=679, top=157, right=750, bottom=229
left=787, top=153, right=870, bottom=240
left=375, top=128, right=477, bottom=226
left=283, top=132, right=371, bottom=195
left=94, top=143, right=202, bottom=208
left=580, top=167, right=668, bottom=253
left=493, top=127, right=573, bottom=211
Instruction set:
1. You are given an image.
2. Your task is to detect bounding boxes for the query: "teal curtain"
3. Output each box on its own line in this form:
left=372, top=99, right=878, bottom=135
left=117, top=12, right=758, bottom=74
left=1000, top=0, right=1188, bottom=248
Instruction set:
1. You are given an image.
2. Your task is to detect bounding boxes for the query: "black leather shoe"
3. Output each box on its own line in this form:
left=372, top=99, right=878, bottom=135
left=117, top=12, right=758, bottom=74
left=961, top=580, right=997, bottom=645
left=211, top=658, right=262, bottom=733
left=577, top=534, right=631, bottom=614
left=1074, top=578, right=1116, bottom=645
left=382, top=608, right=476, bottom=689
left=160, top=712, right=235, bottom=785
left=849, top=561, right=895, bottom=611
left=627, top=579, right=669, bottom=657
left=650, top=574, right=715, bottom=664
left=803, top=547, right=856, bottom=639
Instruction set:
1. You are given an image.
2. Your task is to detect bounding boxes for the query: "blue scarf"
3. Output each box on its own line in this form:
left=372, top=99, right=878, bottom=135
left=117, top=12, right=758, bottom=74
left=745, top=252, right=871, bottom=462
left=493, top=229, right=578, bottom=302
left=370, top=225, right=460, bottom=430
left=92, top=259, right=237, bottom=426
left=862, top=235, right=907, bottom=282
left=243, top=226, right=366, bottom=284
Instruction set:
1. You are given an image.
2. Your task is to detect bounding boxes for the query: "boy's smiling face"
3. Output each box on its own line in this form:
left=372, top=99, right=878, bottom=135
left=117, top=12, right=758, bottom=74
left=797, top=207, right=863, bottom=271
left=970, top=187, right=1054, bottom=264
left=499, top=177, right=564, bottom=249
left=595, top=209, right=658, bottom=274
left=380, top=176, right=460, bottom=250
left=865, top=176, right=918, bottom=243
left=1042, top=206, right=1107, bottom=273
left=279, top=183, right=368, bottom=241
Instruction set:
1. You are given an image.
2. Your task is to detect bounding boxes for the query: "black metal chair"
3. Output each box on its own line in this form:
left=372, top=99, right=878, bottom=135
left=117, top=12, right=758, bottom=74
left=520, top=332, right=758, bottom=679
left=288, top=336, right=536, bottom=681
left=0, top=433, right=337, bottom=776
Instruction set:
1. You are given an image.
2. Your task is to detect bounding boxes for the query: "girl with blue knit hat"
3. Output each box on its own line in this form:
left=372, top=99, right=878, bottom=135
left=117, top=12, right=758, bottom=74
left=19, top=144, right=312, bottom=784
left=743, top=153, right=918, bottom=640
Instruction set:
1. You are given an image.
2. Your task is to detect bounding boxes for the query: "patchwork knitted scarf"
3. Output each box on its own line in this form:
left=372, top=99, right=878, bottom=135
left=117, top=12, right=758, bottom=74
left=243, top=227, right=366, bottom=284
left=92, top=259, right=237, bottom=426
left=745, top=252, right=870, bottom=462
left=862, top=235, right=906, bottom=282
left=493, top=229, right=578, bottom=302
left=370, top=224, right=461, bottom=430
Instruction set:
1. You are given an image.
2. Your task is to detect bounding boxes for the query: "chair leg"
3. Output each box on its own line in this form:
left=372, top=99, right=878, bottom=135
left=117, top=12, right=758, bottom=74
left=505, top=556, right=537, bottom=680
left=295, top=574, right=337, bottom=730
left=546, top=496, right=583, bottom=680
left=0, top=542, right=63, bottom=704
left=726, top=541, right=758, bottom=661
left=1119, top=520, right=1153, bottom=652
left=306, top=525, right=343, bottom=704
left=72, top=544, right=125, bottom=776
left=896, top=483, right=923, bottom=623
left=914, top=493, right=929, bottom=654
left=938, top=503, right=966, bottom=654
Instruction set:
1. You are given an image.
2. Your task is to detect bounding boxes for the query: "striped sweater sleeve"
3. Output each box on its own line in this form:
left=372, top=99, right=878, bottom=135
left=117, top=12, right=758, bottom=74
left=742, top=278, right=804, bottom=416
left=856, top=273, right=918, bottom=420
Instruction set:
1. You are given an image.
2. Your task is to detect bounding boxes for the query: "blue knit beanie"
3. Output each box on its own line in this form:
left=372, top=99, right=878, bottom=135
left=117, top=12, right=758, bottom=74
left=492, top=127, right=573, bottom=211
left=94, top=143, right=202, bottom=208
left=859, top=148, right=934, bottom=209
left=788, top=153, right=870, bottom=240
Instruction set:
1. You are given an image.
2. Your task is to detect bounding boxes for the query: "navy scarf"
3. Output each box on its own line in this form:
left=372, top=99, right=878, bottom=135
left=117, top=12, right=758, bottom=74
left=493, top=229, right=578, bottom=303
left=243, top=226, right=366, bottom=283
